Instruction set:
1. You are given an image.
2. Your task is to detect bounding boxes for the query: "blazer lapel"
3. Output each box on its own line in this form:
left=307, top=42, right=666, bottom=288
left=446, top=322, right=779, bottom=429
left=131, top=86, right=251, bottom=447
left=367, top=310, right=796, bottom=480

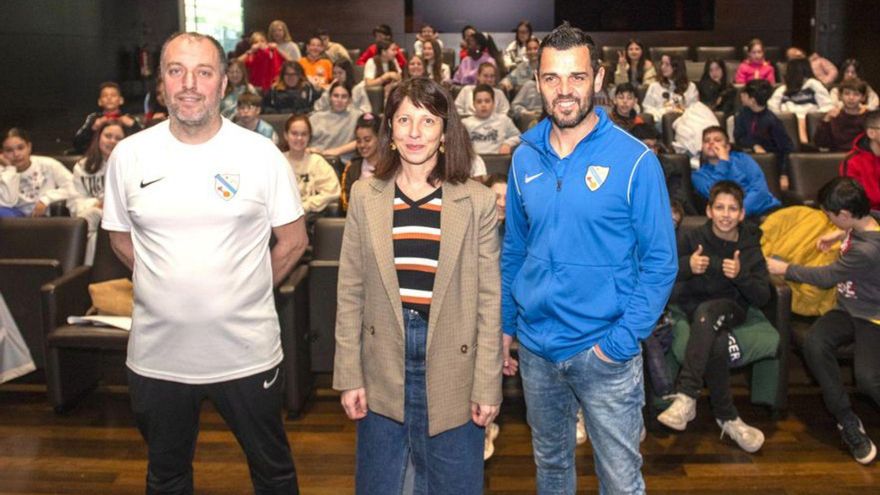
left=364, top=177, right=405, bottom=335
left=427, top=181, right=471, bottom=353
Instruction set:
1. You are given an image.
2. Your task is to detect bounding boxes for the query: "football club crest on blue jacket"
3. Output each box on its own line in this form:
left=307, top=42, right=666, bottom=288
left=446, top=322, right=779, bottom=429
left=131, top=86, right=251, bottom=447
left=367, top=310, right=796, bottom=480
left=214, top=174, right=239, bottom=200
left=585, top=165, right=610, bottom=191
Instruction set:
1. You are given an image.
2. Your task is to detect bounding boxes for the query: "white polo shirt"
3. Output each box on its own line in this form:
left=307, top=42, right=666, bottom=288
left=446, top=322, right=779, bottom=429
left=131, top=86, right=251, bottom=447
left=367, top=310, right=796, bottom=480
left=102, top=119, right=304, bottom=384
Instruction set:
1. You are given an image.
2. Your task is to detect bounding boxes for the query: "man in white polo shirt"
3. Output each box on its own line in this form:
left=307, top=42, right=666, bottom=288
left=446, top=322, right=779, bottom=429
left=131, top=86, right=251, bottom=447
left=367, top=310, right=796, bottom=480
left=102, top=32, right=307, bottom=494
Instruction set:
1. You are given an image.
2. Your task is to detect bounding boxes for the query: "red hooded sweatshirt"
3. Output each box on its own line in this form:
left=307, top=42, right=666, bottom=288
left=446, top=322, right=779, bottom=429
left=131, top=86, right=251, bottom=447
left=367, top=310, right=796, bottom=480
left=841, top=133, right=880, bottom=210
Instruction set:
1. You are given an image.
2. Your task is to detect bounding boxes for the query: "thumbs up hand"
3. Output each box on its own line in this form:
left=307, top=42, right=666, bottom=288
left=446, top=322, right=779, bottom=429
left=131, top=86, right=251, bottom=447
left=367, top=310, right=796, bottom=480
left=690, top=244, right=710, bottom=274
left=723, top=250, right=741, bottom=279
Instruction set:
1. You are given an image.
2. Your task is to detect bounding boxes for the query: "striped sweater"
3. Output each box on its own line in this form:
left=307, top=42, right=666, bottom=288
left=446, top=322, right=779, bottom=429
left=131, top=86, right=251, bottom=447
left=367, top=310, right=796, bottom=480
left=393, top=185, right=442, bottom=316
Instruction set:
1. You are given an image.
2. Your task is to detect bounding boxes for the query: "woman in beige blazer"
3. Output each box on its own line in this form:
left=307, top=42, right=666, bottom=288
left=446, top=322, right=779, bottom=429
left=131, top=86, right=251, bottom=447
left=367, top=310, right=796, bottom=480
left=333, top=77, right=502, bottom=494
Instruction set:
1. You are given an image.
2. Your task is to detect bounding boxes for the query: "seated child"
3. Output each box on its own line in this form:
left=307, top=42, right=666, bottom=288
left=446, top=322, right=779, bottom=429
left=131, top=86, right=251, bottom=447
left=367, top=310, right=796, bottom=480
left=233, top=92, right=279, bottom=144
left=839, top=109, right=880, bottom=210
left=511, top=80, right=543, bottom=131
left=692, top=126, right=781, bottom=218
left=658, top=180, right=776, bottom=453
left=1, top=128, right=73, bottom=217
left=69, top=120, right=125, bottom=263
left=767, top=177, right=880, bottom=465
left=461, top=85, right=521, bottom=155
left=609, top=82, right=644, bottom=131
left=455, top=63, right=510, bottom=117
left=73, top=82, right=141, bottom=153
left=734, top=79, right=795, bottom=190
left=814, top=78, right=868, bottom=152
left=283, top=114, right=341, bottom=215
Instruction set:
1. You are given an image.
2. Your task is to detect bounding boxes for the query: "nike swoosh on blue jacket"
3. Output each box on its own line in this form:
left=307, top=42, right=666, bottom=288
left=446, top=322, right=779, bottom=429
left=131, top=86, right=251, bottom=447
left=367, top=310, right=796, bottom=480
left=501, top=107, right=678, bottom=363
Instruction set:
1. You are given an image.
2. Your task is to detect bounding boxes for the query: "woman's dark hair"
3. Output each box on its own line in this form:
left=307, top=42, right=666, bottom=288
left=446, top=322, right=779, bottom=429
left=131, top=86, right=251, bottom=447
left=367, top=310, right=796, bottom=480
left=372, top=40, right=399, bottom=79
left=660, top=55, right=690, bottom=96
left=514, top=20, right=533, bottom=47
left=83, top=120, right=124, bottom=174
left=819, top=177, right=870, bottom=218
left=624, top=39, right=649, bottom=84
left=3, top=127, right=31, bottom=145
left=700, top=58, right=730, bottom=88
left=356, top=112, right=381, bottom=135
left=424, top=39, right=444, bottom=83
left=333, top=59, right=355, bottom=93
left=485, top=173, right=507, bottom=188
left=839, top=58, right=861, bottom=82
left=784, top=57, right=813, bottom=95
left=275, top=61, right=305, bottom=91
left=374, top=78, right=473, bottom=185
left=461, top=24, right=476, bottom=38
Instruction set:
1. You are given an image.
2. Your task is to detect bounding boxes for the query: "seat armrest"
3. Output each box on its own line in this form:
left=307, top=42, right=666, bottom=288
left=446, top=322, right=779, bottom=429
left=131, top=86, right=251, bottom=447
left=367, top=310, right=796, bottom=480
left=768, top=276, right=792, bottom=354
left=41, top=265, right=93, bottom=337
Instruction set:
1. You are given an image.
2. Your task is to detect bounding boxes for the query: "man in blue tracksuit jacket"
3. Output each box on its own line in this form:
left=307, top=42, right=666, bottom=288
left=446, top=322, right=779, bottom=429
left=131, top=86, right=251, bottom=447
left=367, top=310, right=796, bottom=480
left=691, top=125, right=781, bottom=218
left=501, top=23, right=677, bottom=495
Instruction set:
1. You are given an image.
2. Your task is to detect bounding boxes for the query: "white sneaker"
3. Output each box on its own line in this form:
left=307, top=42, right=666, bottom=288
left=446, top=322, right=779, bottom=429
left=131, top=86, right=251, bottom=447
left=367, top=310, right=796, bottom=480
left=717, top=417, right=765, bottom=453
left=576, top=409, right=588, bottom=445
left=484, top=422, right=500, bottom=460
left=657, top=393, right=696, bottom=431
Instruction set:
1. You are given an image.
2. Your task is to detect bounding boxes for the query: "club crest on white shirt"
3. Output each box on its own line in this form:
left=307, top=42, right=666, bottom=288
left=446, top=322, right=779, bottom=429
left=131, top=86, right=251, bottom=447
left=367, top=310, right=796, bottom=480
left=585, top=165, right=609, bottom=192
left=214, top=173, right=240, bottom=200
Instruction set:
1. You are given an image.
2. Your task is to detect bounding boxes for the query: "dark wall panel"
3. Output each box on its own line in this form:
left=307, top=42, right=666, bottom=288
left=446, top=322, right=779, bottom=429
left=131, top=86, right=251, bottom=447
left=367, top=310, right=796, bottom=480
left=0, top=0, right=179, bottom=152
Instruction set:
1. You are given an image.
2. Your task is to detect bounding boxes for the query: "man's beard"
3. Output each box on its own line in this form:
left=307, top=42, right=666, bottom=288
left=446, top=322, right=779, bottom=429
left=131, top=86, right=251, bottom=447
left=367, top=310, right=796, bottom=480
left=544, top=95, right=593, bottom=129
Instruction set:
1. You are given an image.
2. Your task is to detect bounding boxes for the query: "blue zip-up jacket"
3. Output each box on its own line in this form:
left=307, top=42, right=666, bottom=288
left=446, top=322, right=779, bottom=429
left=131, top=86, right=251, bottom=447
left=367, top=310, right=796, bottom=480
left=501, top=108, right=678, bottom=363
left=691, top=151, right=781, bottom=217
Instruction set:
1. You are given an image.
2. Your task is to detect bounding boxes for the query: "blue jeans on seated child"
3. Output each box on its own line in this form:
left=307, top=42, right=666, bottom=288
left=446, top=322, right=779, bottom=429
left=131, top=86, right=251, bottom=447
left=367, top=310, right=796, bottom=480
left=519, top=343, right=645, bottom=495
left=0, top=207, right=26, bottom=218
left=355, top=309, right=483, bottom=495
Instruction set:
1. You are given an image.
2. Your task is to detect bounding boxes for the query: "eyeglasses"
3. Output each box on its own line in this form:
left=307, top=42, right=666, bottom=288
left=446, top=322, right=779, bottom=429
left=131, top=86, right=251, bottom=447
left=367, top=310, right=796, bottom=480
left=283, top=72, right=298, bottom=77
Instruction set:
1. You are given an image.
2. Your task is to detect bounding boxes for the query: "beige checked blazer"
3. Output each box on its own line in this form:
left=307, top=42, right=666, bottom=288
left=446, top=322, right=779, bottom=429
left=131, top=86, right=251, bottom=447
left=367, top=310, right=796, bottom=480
left=333, top=176, right=502, bottom=436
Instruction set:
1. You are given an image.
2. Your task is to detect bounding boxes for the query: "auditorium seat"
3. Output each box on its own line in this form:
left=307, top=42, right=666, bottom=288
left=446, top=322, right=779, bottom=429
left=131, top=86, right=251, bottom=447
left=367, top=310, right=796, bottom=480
left=785, top=152, right=846, bottom=206
left=749, top=152, right=782, bottom=200
left=805, top=112, right=826, bottom=148
left=661, top=112, right=681, bottom=149
left=352, top=63, right=364, bottom=84
left=308, top=217, right=346, bottom=373
left=724, top=61, right=739, bottom=84
left=52, top=154, right=83, bottom=171
left=658, top=153, right=696, bottom=214
left=442, top=48, right=455, bottom=70
left=649, top=46, right=690, bottom=63
left=777, top=112, right=801, bottom=152
left=695, top=46, right=738, bottom=62
left=480, top=154, right=511, bottom=177
left=41, top=229, right=313, bottom=416
left=0, top=217, right=87, bottom=370
left=347, top=48, right=360, bottom=62
left=685, top=61, right=704, bottom=83
left=262, top=113, right=292, bottom=140
left=366, top=87, right=385, bottom=116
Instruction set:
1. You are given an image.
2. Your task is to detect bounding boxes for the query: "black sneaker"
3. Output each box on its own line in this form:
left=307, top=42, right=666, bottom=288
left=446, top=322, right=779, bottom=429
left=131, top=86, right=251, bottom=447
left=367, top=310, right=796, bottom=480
left=837, top=420, right=877, bottom=465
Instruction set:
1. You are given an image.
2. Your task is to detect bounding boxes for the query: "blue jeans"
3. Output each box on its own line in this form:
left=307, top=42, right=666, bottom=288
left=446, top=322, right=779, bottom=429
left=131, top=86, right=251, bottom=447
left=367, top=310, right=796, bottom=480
left=355, top=309, right=483, bottom=495
left=520, top=344, right=645, bottom=495
left=0, top=207, right=26, bottom=218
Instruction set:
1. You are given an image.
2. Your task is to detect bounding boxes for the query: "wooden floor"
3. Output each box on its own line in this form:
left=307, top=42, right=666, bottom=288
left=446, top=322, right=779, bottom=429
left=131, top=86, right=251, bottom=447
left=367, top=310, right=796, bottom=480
left=1, top=380, right=878, bottom=494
